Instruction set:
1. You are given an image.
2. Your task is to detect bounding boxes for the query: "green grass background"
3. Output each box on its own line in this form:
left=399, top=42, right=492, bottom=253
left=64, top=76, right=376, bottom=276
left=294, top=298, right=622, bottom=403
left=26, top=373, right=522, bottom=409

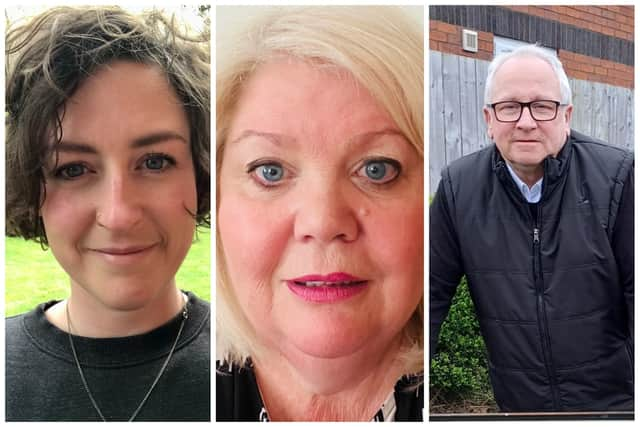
left=5, top=228, right=211, bottom=317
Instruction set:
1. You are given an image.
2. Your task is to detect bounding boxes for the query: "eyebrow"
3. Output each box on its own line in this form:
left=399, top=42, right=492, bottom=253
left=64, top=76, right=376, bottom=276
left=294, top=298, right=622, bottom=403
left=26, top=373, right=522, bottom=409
left=51, top=131, right=188, bottom=154
left=230, top=128, right=407, bottom=146
left=348, top=128, right=408, bottom=145
left=230, top=130, right=295, bottom=146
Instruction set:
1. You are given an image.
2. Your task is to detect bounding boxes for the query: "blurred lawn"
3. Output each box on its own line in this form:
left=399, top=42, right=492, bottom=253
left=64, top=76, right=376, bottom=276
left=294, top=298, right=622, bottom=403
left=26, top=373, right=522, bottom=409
left=5, top=228, right=211, bottom=317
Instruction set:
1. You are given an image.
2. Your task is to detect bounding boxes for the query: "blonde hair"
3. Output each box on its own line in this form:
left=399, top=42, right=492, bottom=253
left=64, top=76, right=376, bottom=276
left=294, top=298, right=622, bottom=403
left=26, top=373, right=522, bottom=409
left=216, top=6, right=423, bottom=376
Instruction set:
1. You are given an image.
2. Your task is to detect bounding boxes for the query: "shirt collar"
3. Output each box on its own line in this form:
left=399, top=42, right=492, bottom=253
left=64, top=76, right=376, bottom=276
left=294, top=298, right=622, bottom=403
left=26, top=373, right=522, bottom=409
left=505, top=162, right=543, bottom=203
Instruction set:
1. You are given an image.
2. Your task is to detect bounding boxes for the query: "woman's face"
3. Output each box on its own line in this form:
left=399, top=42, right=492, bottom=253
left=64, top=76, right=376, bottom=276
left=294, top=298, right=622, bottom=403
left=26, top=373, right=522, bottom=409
left=218, top=60, right=423, bottom=361
left=40, top=61, right=197, bottom=311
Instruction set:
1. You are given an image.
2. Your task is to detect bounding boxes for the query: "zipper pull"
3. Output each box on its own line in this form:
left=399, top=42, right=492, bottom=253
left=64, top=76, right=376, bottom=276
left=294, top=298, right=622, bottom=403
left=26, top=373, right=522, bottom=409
left=533, top=228, right=540, bottom=244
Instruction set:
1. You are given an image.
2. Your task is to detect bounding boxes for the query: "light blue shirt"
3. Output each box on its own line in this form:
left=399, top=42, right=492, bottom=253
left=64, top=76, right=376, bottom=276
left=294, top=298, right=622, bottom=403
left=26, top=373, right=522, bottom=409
left=506, top=163, right=543, bottom=203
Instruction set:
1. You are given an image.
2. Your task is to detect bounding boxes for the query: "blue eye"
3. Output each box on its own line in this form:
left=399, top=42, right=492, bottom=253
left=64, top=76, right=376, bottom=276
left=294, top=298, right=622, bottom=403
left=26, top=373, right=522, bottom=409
left=55, top=163, right=87, bottom=179
left=365, top=161, right=387, bottom=180
left=143, top=154, right=175, bottom=171
left=360, top=159, right=400, bottom=184
left=258, top=164, right=284, bottom=182
left=145, top=156, right=166, bottom=170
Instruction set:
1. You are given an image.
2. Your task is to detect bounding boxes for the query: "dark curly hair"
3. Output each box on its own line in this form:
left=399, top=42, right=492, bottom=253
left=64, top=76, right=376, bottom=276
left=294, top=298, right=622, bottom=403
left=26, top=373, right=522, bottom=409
left=6, top=6, right=210, bottom=245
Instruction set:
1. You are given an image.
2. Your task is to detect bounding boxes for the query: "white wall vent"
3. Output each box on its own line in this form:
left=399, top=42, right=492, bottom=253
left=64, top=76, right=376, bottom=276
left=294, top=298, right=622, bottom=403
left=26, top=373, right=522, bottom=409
left=462, top=29, right=478, bottom=53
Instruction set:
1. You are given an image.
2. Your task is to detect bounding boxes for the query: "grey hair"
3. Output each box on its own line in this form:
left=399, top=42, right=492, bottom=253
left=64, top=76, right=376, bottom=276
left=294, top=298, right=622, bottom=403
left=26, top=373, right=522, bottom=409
left=483, top=44, right=572, bottom=105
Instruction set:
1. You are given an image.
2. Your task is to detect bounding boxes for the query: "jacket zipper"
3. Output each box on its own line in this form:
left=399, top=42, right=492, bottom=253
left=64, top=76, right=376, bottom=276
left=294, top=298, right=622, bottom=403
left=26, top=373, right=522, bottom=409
left=532, top=206, right=560, bottom=409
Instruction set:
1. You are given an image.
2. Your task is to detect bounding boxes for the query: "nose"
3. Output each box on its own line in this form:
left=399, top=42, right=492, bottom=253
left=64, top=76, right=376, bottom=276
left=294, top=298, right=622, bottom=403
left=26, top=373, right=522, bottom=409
left=516, top=105, right=538, bottom=130
left=293, top=181, right=359, bottom=244
left=96, top=173, right=143, bottom=231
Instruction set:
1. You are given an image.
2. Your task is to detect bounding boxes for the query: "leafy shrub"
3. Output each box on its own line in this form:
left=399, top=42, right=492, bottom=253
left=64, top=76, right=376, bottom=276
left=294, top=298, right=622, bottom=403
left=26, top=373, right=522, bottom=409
left=430, top=277, right=495, bottom=408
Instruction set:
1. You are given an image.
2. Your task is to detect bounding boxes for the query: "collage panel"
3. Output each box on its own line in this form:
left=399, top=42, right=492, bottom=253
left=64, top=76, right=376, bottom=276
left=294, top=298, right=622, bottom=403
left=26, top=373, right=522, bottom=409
left=5, top=5, right=211, bottom=421
left=429, top=4, right=634, bottom=421
left=215, top=5, right=424, bottom=422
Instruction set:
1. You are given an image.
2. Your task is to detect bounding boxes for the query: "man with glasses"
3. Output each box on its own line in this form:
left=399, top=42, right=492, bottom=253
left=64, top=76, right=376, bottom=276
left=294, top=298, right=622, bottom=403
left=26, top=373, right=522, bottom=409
left=430, top=44, right=633, bottom=412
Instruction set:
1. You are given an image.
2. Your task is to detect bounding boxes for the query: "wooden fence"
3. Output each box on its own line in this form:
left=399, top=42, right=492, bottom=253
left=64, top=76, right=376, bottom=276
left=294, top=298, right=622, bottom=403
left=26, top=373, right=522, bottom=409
left=429, top=50, right=634, bottom=195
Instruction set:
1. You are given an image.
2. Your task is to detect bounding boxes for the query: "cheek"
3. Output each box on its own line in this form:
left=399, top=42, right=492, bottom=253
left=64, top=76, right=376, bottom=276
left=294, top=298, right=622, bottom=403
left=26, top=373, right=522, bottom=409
left=218, top=193, right=291, bottom=289
left=41, top=188, right=91, bottom=242
left=366, top=200, right=424, bottom=285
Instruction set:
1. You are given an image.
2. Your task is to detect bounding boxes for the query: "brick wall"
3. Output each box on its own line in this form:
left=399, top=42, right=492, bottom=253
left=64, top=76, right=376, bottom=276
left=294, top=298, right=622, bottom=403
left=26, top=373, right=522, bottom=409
left=559, top=49, right=633, bottom=88
left=505, top=6, right=633, bottom=41
left=429, top=6, right=634, bottom=88
left=429, top=20, right=493, bottom=61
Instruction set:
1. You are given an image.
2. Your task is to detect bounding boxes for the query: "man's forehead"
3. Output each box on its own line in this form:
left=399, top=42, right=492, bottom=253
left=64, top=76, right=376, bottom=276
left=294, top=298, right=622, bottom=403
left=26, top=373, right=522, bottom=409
left=492, top=55, right=561, bottom=98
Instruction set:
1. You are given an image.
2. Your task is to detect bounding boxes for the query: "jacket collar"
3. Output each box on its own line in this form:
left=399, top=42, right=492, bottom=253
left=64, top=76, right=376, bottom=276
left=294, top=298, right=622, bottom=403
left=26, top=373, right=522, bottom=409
left=492, top=132, right=573, bottom=201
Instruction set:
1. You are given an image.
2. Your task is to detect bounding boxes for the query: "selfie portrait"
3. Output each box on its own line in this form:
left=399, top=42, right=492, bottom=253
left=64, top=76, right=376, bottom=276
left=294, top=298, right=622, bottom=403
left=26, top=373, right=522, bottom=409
left=5, top=5, right=211, bottom=421
left=216, top=5, right=424, bottom=421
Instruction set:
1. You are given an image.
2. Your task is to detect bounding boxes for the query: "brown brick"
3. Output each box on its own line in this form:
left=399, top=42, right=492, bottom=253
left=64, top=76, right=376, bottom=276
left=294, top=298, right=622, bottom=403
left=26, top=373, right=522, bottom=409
left=543, top=10, right=561, bottom=22
left=447, top=32, right=461, bottom=44
left=574, top=8, right=592, bottom=22
left=584, top=6, right=602, bottom=17
left=594, top=67, right=607, bottom=76
left=478, top=31, right=493, bottom=42
left=613, top=62, right=632, bottom=72
left=568, top=70, right=590, bottom=80
left=614, top=30, right=628, bottom=39
left=619, top=23, right=633, bottom=34
left=430, top=31, right=447, bottom=43
left=600, top=26, right=615, bottom=36
left=586, top=22, right=603, bottom=33
left=564, top=7, right=581, bottom=18
left=579, top=63, right=595, bottom=73
left=479, top=40, right=493, bottom=52
left=438, top=21, right=458, bottom=35
left=608, top=68, right=632, bottom=80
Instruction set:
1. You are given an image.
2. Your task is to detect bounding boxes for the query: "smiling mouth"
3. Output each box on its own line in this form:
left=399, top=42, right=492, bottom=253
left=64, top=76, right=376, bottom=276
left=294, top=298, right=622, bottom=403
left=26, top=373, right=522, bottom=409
left=92, top=245, right=156, bottom=256
left=292, top=280, right=368, bottom=288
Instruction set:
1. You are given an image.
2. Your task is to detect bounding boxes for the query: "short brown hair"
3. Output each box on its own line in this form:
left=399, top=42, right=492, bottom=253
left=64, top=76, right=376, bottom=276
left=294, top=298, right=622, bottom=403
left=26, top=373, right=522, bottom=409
left=6, top=6, right=210, bottom=244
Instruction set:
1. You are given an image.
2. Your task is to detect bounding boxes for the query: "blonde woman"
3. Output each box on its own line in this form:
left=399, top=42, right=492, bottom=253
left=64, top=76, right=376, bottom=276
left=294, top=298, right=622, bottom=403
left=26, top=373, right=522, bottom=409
left=216, top=6, right=424, bottom=421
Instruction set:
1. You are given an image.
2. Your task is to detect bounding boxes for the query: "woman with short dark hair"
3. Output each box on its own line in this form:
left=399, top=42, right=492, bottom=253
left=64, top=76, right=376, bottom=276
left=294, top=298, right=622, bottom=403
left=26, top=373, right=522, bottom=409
left=5, top=6, right=210, bottom=421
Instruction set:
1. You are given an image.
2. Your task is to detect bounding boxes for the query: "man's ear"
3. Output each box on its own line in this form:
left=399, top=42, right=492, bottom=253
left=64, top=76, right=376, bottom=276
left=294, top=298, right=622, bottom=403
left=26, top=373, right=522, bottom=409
left=564, top=104, right=573, bottom=138
left=483, top=106, right=493, bottom=139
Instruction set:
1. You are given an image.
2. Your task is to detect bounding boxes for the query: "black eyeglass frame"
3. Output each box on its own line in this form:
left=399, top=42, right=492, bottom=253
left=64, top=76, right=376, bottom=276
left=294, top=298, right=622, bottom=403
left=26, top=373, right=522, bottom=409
left=487, top=100, right=569, bottom=123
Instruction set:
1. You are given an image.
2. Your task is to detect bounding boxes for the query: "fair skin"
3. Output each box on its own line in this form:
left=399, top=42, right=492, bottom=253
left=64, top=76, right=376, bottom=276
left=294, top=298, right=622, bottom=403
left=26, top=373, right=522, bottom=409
left=483, top=55, right=573, bottom=187
left=218, top=60, right=423, bottom=420
left=43, top=61, right=197, bottom=338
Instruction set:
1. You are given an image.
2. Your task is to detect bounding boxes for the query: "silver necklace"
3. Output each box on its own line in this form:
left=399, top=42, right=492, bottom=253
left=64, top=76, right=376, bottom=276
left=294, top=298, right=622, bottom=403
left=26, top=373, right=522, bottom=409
left=65, top=298, right=188, bottom=422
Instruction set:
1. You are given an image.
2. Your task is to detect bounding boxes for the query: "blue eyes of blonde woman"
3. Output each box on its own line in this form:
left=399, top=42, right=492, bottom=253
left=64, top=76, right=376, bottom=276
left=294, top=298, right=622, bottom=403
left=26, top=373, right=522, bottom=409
left=250, top=158, right=401, bottom=186
left=52, top=153, right=176, bottom=180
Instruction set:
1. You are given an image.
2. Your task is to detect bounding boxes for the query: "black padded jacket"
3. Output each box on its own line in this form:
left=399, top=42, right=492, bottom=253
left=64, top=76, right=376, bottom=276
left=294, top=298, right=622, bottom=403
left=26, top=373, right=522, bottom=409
left=430, top=130, right=634, bottom=411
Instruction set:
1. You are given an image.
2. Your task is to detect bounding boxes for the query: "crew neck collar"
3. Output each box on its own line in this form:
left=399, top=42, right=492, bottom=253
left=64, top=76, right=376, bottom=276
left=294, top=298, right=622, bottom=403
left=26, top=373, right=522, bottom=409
left=19, top=291, right=209, bottom=368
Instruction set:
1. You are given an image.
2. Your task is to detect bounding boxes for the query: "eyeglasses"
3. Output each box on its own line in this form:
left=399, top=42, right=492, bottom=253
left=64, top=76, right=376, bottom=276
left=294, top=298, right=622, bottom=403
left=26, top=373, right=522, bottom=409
left=488, top=100, right=568, bottom=122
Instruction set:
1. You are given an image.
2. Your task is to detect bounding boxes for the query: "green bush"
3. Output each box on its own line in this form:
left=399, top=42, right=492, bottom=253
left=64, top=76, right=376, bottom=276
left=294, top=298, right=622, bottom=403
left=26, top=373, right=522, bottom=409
left=430, top=277, right=495, bottom=408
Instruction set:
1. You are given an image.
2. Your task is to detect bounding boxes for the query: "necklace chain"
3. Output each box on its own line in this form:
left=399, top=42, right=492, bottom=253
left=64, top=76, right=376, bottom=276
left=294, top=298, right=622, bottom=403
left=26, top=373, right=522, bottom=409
left=65, top=297, right=189, bottom=422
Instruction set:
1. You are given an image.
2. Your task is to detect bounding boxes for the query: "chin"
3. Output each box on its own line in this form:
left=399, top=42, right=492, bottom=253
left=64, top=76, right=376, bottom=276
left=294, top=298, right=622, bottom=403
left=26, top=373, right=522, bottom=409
left=96, top=280, right=165, bottom=311
left=278, top=321, right=374, bottom=359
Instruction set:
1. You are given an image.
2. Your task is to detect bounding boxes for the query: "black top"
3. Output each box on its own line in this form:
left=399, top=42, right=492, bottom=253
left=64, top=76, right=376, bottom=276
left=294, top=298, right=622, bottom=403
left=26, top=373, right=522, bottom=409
left=216, top=361, right=424, bottom=421
left=6, top=291, right=210, bottom=421
left=430, top=130, right=634, bottom=411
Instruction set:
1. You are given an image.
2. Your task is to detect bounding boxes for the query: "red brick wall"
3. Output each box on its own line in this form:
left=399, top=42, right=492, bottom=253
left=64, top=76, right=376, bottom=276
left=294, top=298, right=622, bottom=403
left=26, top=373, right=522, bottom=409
left=430, top=6, right=634, bottom=88
left=429, top=20, right=493, bottom=61
left=559, top=50, right=633, bottom=88
left=505, top=6, right=633, bottom=41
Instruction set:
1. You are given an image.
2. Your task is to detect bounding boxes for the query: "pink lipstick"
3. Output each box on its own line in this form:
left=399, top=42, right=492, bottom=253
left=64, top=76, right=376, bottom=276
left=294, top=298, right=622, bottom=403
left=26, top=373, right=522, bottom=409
left=285, top=272, right=368, bottom=303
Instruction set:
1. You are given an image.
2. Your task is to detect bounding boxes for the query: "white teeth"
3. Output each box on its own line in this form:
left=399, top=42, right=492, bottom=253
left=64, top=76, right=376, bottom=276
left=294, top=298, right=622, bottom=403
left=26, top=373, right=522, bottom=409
left=298, top=281, right=356, bottom=287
